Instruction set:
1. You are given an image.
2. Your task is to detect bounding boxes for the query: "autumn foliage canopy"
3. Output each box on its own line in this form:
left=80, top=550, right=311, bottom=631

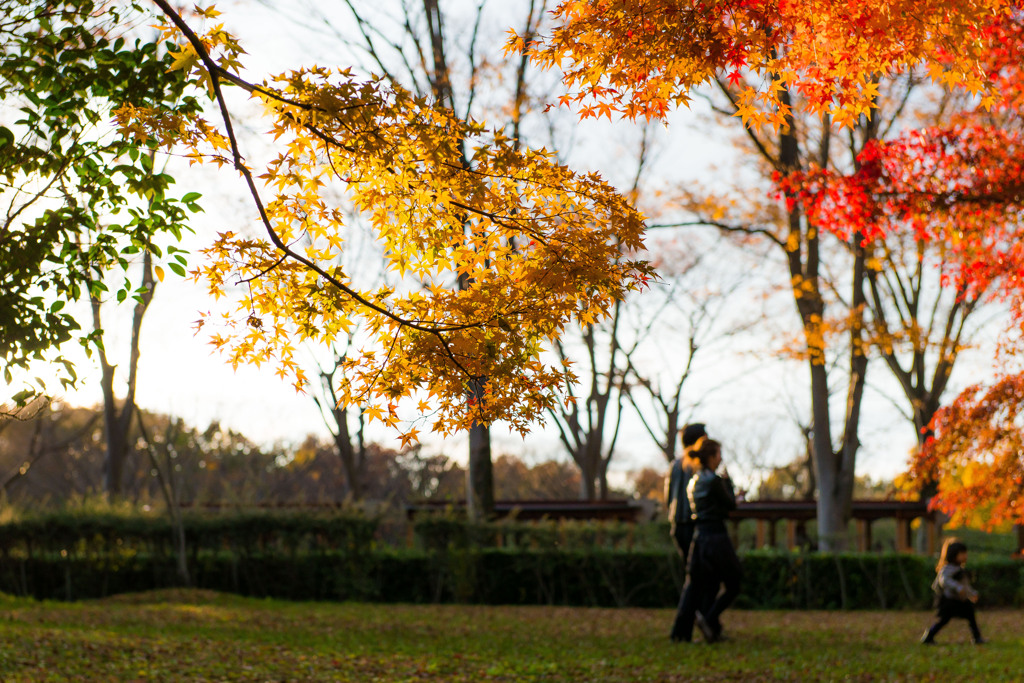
left=520, top=0, right=1024, bottom=526
left=808, top=123, right=1024, bottom=528
left=898, top=377, right=1024, bottom=529
left=71, top=0, right=1022, bottom=523
left=516, top=0, right=1012, bottom=127
left=118, top=2, right=651, bottom=445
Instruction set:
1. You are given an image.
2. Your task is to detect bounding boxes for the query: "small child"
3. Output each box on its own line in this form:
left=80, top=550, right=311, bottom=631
left=921, top=538, right=985, bottom=645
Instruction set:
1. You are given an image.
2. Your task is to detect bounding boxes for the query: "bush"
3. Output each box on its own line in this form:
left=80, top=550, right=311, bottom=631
left=0, top=511, right=1019, bottom=609
left=0, top=509, right=378, bottom=559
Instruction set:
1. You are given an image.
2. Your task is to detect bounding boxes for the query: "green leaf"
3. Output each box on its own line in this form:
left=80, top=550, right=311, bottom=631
left=11, top=389, right=34, bottom=405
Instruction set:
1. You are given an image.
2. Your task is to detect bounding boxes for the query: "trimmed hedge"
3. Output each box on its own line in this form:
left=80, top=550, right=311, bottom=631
left=3, top=548, right=1022, bottom=609
left=1, top=512, right=1020, bottom=609
left=0, top=509, right=378, bottom=558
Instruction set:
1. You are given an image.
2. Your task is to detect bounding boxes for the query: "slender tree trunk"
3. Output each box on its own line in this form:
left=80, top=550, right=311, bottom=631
left=838, top=238, right=869, bottom=523
left=422, top=0, right=494, bottom=519
left=466, top=373, right=493, bottom=518
left=331, top=403, right=366, bottom=501
left=597, top=458, right=609, bottom=500
left=315, top=359, right=368, bottom=501
left=92, top=250, right=156, bottom=500
left=136, top=413, right=190, bottom=587
left=801, top=240, right=864, bottom=550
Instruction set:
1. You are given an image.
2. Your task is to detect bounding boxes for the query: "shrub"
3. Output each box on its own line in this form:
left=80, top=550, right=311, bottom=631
left=0, top=511, right=1019, bottom=609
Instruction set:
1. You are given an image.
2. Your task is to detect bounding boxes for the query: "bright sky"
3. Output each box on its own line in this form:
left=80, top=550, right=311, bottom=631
left=7, top=0, right=1007, bottom=489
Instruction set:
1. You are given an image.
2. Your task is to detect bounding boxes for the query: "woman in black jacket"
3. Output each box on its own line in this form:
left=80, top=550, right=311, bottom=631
left=669, top=438, right=742, bottom=643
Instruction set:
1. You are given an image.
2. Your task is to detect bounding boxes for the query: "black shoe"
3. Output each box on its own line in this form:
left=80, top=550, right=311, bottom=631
left=973, top=637, right=987, bottom=645
left=920, top=631, right=936, bottom=645
left=669, top=634, right=691, bottom=644
left=695, top=613, right=716, bottom=643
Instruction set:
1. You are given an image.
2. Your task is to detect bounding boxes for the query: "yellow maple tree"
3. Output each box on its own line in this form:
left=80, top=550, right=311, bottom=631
left=119, top=1, right=651, bottom=441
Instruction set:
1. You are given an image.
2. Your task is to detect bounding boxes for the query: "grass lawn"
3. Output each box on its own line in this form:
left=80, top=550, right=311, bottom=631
left=0, top=589, right=1020, bottom=681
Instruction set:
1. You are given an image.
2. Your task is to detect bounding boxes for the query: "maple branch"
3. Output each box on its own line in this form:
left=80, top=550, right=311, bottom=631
left=713, top=75, right=779, bottom=168
left=446, top=199, right=549, bottom=246
left=361, top=327, right=407, bottom=403
left=876, top=186, right=1024, bottom=207
left=178, top=61, right=613, bottom=334
left=236, top=251, right=290, bottom=286
left=150, top=0, right=481, bottom=380
left=877, top=73, right=921, bottom=143
left=648, top=218, right=785, bottom=248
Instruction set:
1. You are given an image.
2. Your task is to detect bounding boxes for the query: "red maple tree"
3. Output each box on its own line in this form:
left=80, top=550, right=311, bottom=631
left=519, top=2, right=1024, bottom=528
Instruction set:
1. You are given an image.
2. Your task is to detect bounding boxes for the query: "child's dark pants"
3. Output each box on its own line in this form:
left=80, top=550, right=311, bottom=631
left=922, top=596, right=982, bottom=643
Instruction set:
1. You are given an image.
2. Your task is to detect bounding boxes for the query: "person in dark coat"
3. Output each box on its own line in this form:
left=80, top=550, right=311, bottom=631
left=664, top=423, right=707, bottom=561
left=670, top=437, right=742, bottom=644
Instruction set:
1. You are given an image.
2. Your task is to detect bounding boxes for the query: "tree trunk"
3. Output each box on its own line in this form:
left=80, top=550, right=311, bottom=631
left=809, top=363, right=846, bottom=549
left=92, top=250, right=155, bottom=500
left=578, top=454, right=598, bottom=500
left=136, top=413, right=190, bottom=587
left=331, top=404, right=365, bottom=501
left=597, top=457, right=609, bottom=500
left=776, top=98, right=863, bottom=551
left=421, top=0, right=495, bottom=520
left=466, top=419, right=493, bottom=520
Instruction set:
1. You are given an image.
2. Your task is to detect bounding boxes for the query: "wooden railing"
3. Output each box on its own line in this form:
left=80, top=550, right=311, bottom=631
left=406, top=498, right=941, bottom=553
left=727, top=499, right=937, bottom=553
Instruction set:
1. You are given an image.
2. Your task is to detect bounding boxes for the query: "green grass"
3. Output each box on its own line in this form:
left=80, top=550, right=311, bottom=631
left=0, top=589, right=1021, bottom=681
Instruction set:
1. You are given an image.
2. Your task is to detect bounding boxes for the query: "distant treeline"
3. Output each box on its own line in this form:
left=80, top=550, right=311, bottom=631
left=0, top=401, right=896, bottom=514
left=0, top=402, right=594, bottom=509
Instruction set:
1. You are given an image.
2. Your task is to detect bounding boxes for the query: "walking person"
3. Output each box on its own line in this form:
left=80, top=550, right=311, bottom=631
left=669, top=438, right=742, bottom=643
left=921, top=538, right=986, bottom=645
left=665, top=423, right=707, bottom=561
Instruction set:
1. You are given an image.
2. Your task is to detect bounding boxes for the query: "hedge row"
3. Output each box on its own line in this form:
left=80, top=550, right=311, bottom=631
left=0, top=510, right=380, bottom=558
left=0, top=510, right=666, bottom=558
left=2, top=549, right=1022, bottom=610
left=2, top=512, right=1020, bottom=609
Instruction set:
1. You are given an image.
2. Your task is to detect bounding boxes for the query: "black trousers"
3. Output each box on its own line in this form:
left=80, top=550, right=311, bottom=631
left=672, top=523, right=695, bottom=563
left=923, top=596, right=982, bottom=642
left=670, top=529, right=742, bottom=641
